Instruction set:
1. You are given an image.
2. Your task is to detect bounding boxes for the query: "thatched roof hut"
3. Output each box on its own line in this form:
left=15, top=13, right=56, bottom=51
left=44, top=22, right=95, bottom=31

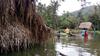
left=79, top=22, right=92, bottom=29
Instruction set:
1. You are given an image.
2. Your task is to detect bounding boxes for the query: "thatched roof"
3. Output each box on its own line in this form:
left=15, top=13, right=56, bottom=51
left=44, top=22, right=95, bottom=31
left=79, top=22, right=92, bottom=29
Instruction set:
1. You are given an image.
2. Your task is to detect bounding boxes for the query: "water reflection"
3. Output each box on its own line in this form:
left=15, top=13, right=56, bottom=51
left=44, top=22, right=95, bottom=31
left=55, top=34, right=100, bottom=56
left=55, top=42, right=94, bottom=56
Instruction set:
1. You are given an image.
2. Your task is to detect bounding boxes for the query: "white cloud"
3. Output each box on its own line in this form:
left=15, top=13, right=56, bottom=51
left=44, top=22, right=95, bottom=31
left=57, top=0, right=81, bottom=15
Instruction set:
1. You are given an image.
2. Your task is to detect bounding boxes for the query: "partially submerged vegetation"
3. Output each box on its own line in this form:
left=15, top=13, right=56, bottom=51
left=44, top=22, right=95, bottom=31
left=0, top=36, right=55, bottom=56
left=0, top=0, right=51, bottom=54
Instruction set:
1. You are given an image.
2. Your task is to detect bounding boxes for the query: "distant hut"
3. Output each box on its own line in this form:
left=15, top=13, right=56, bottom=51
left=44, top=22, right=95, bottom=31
left=79, top=22, right=93, bottom=30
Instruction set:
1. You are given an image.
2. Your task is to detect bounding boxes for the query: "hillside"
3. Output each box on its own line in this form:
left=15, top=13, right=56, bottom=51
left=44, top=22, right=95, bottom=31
left=71, top=5, right=95, bottom=17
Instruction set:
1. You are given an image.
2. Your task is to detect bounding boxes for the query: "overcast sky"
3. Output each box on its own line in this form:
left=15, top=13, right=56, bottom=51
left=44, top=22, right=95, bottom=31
left=38, top=0, right=100, bottom=15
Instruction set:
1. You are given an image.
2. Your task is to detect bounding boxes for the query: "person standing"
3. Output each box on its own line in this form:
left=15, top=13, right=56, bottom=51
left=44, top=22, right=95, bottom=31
left=57, top=31, right=60, bottom=40
left=81, top=29, right=85, bottom=39
left=84, top=30, right=88, bottom=43
left=64, top=28, right=70, bottom=36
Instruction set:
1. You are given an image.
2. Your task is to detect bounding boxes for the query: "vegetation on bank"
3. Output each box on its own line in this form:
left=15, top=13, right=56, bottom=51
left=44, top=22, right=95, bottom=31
left=0, top=37, right=55, bottom=56
left=0, top=0, right=51, bottom=54
left=37, top=1, right=100, bottom=30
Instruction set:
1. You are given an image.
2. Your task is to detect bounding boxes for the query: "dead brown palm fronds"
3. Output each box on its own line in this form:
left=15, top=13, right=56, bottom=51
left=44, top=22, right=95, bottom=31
left=0, top=0, right=51, bottom=53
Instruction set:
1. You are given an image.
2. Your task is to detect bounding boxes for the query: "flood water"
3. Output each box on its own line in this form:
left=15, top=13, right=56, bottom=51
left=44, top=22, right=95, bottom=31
left=0, top=32, right=100, bottom=56
left=55, top=32, right=100, bottom=56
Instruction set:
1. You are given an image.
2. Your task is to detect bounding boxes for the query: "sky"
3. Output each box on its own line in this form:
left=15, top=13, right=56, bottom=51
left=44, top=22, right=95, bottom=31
left=38, top=0, right=100, bottom=15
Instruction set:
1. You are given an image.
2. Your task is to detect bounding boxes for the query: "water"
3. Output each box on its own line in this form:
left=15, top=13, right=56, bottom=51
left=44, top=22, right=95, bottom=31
left=55, top=32, right=100, bottom=56
left=55, top=39, right=95, bottom=56
left=0, top=32, right=100, bottom=56
left=56, top=43, right=93, bottom=56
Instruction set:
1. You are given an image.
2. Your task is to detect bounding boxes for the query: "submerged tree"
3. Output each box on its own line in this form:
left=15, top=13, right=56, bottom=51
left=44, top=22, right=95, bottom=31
left=0, top=0, right=51, bottom=53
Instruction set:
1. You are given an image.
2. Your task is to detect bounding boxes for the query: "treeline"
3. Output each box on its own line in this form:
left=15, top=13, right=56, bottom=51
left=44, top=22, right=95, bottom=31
left=37, top=1, right=79, bottom=29
left=89, top=5, right=100, bottom=30
left=37, top=2, right=100, bottom=30
left=77, top=5, right=100, bottom=30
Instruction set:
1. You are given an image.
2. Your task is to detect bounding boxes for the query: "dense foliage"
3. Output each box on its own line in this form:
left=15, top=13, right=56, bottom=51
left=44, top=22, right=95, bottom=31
left=89, top=5, right=100, bottom=30
left=37, top=1, right=100, bottom=30
left=37, top=1, right=79, bottom=29
left=58, top=12, right=79, bottom=29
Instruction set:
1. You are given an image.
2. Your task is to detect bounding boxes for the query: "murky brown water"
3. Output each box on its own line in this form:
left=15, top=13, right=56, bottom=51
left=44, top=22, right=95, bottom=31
left=0, top=32, right=100, bottom=56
